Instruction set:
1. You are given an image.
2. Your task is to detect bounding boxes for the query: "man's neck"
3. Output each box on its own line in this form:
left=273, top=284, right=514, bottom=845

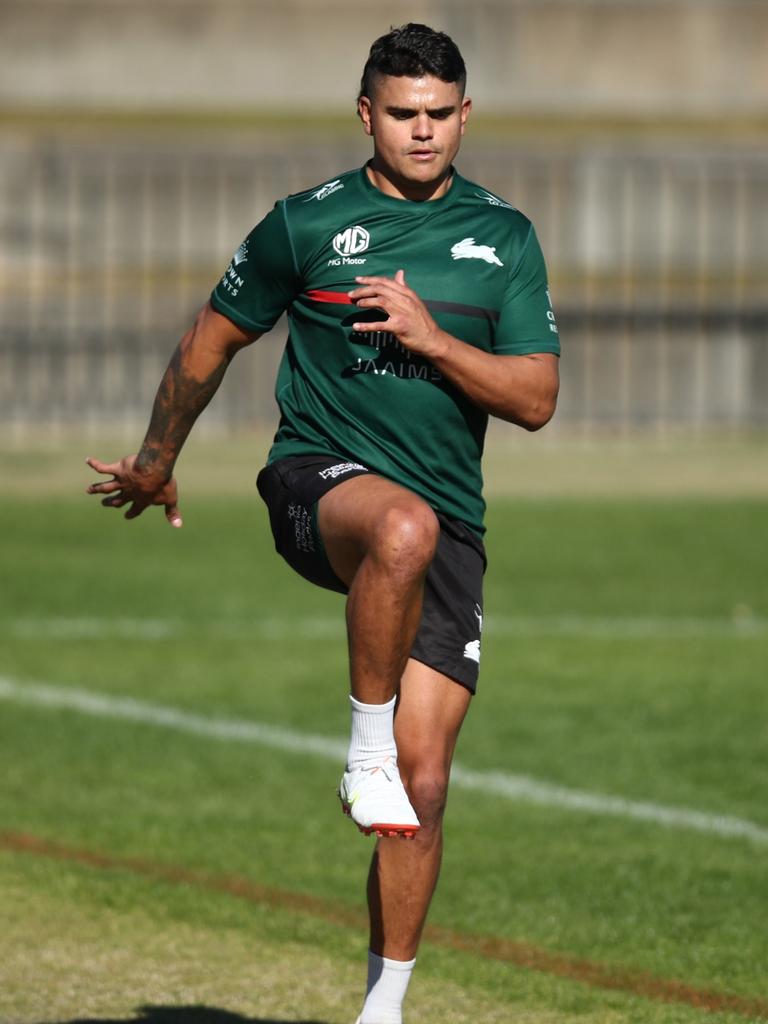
left=365, top=161, right=454, bottom=202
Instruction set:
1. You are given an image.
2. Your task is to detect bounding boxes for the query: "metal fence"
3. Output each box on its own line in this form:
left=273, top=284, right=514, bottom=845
left=1, top=132, right=766, bottom=437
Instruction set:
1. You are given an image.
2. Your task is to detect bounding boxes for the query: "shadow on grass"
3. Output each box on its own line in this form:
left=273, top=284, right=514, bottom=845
left=42, top=1008, right=329, bottom=1024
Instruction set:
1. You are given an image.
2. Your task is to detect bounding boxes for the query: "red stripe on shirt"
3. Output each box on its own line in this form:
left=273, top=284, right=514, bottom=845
left=304, top=289, right=353, bottom=305
left=304, top=289, right=500, bottom=323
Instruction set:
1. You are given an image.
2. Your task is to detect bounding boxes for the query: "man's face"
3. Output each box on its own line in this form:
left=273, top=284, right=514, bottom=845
left=358, top=74, right=471, bottom=198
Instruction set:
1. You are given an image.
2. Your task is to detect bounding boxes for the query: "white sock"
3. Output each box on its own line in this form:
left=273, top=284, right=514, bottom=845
left=359, top=950, right=415, bottom=1024
left=347, top=694, right=397, bottom=769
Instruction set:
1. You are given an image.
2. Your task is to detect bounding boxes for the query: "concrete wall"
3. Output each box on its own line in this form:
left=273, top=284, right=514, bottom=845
left=1, top=0, right=767, bottom=114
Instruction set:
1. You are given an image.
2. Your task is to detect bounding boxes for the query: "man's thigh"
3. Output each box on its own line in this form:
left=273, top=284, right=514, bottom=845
left=320, top=479, right=486, bottom=693
left=317, top=472, right=439, bottom=587
left=258, top=453, right=486, bottom=692
left=256, top=454, right=373, bottom=593
left=257, top=454, right=433, bottom=592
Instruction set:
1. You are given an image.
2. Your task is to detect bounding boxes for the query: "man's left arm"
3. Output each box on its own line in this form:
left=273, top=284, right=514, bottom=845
left=349, top=270, right=559, bottom=430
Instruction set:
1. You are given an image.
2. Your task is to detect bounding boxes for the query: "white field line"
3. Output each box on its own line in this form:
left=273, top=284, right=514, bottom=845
left=8, top=613, right=767, bottom=640
left=1, top=676, right=766, bottom=846
left=10, top=617, right=181, bottom=640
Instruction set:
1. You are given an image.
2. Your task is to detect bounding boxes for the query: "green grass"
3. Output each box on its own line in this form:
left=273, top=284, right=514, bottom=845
left=1, top=483, right=767, bottom=1022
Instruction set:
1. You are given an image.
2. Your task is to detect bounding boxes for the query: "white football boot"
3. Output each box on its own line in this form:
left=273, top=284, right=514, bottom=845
left=339, top=756, right=420, bottom=838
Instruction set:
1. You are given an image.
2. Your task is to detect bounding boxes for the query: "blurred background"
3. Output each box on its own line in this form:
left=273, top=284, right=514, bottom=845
left=1, top=0, right=766, bottom=463
left=3, top=9, right=768, bottom=1019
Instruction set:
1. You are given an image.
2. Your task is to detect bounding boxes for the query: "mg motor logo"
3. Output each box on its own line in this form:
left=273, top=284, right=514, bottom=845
left=333, top=225, right=370, bottom=257
left=329, top=224, right=370, bottom=266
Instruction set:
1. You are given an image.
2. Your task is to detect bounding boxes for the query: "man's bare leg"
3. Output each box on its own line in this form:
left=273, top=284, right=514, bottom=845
left=319, top=478, right=472, bottom=1020
left=367, top=659, right=472, bottom=959
left=355, top=660, right=471, bottom=1022
left=319, top=473, right=440, bottom=838
left=317, top=475, right=439, bottom=705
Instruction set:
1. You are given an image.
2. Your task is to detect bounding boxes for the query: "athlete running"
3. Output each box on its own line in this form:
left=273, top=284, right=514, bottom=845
left=86, top=24, right=560, bottom=1024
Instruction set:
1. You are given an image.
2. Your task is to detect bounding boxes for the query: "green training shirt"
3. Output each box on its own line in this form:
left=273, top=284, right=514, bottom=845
left=210, top=165, right=559, bottom=535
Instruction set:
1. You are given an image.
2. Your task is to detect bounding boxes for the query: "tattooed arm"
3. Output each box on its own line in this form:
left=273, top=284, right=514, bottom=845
left=86, top=302, right=261, bottom=527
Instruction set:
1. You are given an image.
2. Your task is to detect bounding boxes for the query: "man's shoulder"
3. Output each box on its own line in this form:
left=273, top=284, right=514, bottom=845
left=453, top=171, right=533, bottom=235
left=282, top=168, right=362, bottom=210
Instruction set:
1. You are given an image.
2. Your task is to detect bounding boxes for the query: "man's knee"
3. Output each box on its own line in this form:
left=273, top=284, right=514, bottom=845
left=369, top=501, right=439, bottom=577
left=403, top=769, right=450, bottom=830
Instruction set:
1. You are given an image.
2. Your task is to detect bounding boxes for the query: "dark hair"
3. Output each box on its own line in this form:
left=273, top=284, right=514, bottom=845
left=358, top=23, right=466, bottom=102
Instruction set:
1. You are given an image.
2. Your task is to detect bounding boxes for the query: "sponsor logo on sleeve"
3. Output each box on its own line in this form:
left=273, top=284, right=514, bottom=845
left=474, top=189, right=515, bottom=210
left=303, top=179, right=345, bottom=202
left=450, top=237, right=504, bottom=267
left=546, top=288, right=559, bottom=334
left=220, top=241, right=248, bottom=296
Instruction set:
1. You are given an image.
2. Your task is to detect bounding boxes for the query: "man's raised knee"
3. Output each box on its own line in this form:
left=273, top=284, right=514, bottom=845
left=370, top=501, right=439, bottom=576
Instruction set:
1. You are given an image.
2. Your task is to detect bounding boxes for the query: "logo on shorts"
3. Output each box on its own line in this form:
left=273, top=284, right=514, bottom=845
left=463, top=640, right=481, bottom=664
left=318, top=462, right=367, bottom=480
left=463, top=603, right=483, bottom=663
left=450, top=237, right=503, bottom=267
left=287, top=503, right=315, bottom=553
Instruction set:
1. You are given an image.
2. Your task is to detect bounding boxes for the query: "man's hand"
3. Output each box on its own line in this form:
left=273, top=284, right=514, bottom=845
left=352, top=270, right=559, bottom=429
left=83, top=304, right=260, bottom=531
left=86, top=455, right=182, bottom=528
left=349, top=270, right=447, bottom=359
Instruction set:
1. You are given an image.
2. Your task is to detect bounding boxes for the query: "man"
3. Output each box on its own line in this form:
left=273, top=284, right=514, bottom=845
left=86, top=23, right=559, bottom=1024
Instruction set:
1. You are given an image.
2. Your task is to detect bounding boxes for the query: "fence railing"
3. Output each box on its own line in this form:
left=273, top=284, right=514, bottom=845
left=1, top=133, right=766, bottom=436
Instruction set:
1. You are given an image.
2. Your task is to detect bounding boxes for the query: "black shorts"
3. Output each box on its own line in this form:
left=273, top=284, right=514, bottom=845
left=256, top=454, right=486, bottom=693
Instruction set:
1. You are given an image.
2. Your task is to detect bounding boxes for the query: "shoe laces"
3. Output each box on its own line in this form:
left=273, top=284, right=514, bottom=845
left=357, top=754, right=397, bottom=781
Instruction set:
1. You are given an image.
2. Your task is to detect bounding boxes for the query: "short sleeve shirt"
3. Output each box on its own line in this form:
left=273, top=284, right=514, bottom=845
left=211, top=166, right=559, bottom=535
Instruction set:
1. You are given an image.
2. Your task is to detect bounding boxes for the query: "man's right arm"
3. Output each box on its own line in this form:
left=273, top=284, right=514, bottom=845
left=86, top=301, right=261, bottom=526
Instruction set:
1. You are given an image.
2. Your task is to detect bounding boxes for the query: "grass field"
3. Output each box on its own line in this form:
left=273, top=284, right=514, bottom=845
left=1, top=438, right=767, bottom=1023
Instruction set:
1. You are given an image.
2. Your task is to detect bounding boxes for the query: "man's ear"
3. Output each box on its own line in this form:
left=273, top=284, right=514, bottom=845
left=460, top=96, right=472, bottom=135
left=358, top=96, right=373, bottom=136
